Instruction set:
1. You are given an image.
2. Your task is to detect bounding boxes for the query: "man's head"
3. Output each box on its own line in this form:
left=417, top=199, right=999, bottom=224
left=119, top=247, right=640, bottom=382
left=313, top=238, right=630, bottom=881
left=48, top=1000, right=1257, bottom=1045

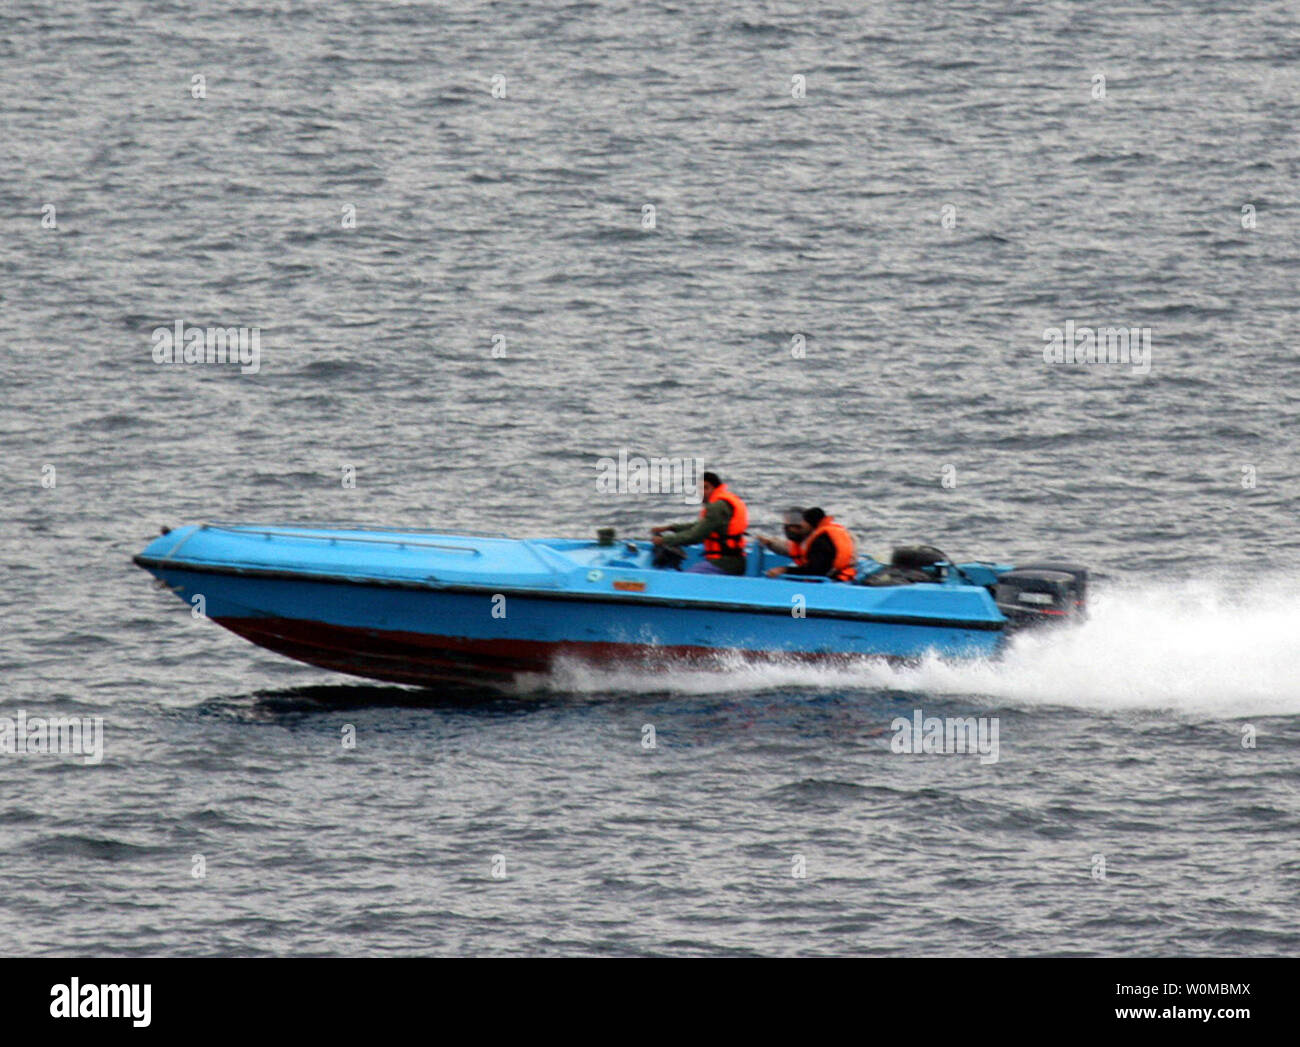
left=701, top=471, right=723, bottom=500
left=803, top=507, right=826, bottom=528
left=783, top=507, right=810, bottom=541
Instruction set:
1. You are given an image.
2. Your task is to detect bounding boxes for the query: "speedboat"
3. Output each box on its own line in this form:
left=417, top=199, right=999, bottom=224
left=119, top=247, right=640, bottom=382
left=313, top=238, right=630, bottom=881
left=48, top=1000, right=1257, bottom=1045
left=133, top=523, right=1087, bottom=688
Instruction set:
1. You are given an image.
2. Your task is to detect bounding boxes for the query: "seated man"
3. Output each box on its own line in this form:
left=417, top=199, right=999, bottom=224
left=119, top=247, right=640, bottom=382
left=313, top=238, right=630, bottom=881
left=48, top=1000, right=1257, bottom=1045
left=650, top=471, right=748, bottom=575
left=765, top=507, right=856, bottom=581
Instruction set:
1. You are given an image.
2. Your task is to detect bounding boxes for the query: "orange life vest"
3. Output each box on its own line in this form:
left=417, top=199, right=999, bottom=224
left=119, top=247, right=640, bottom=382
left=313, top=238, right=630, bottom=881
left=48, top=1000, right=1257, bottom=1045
left=798, top=515, right=856, bottom=581
left=700, top=484, right=748, bottom=559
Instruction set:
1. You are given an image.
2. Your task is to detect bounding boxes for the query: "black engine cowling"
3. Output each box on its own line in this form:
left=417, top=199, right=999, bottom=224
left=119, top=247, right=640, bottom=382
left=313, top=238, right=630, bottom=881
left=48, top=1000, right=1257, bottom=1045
left=995, top=563, right=1088, bottom=627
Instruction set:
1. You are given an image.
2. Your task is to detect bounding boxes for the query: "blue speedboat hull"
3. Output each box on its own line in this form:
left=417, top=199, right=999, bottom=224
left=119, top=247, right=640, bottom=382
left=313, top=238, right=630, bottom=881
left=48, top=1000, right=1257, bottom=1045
left=133, top=524, right=1030, bottom=688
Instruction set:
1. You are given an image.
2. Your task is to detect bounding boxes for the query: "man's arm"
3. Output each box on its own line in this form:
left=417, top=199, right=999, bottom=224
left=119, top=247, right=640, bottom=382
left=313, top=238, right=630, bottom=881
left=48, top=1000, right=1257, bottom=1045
left=658, top=501, right=732, bottom=548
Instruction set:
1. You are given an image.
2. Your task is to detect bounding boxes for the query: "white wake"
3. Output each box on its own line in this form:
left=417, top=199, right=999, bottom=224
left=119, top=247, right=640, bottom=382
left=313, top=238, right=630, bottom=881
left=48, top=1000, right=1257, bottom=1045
left=527, top=578, right=1300, bottom=718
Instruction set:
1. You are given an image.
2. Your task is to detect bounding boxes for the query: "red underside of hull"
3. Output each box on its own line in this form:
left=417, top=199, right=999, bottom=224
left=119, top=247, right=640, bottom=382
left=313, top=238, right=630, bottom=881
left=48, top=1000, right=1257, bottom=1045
left=213, top=616, right=880, bottom=688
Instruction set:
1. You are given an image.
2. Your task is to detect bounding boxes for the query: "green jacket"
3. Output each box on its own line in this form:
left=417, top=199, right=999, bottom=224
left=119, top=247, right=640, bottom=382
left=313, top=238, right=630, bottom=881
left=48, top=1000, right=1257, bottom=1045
left=660, top=500, right=745, bottom=574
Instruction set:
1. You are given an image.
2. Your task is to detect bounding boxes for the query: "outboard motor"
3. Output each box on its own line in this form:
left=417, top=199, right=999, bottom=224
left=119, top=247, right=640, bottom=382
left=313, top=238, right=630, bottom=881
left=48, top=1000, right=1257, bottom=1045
left=995, top=562, right=1088, bottom=628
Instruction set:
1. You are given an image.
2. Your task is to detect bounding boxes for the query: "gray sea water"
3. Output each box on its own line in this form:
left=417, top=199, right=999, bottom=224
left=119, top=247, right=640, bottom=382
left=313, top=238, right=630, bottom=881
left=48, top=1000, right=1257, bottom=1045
left=2, top=0, right=1299, bottom=956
